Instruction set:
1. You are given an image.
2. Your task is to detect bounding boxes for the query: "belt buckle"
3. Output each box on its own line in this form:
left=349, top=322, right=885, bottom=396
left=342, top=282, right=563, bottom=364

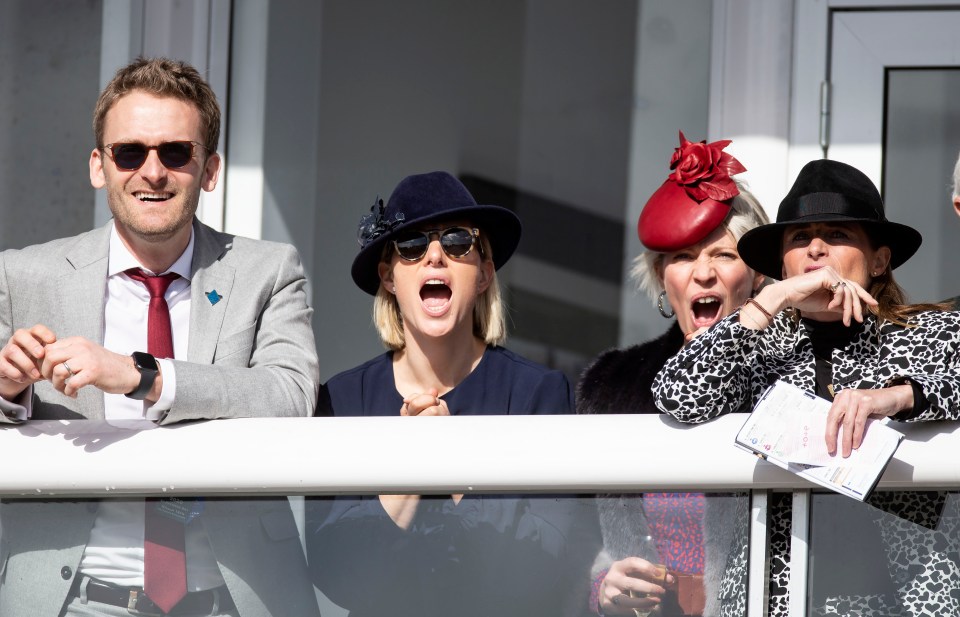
left=127, top=589, right=163, bottom=616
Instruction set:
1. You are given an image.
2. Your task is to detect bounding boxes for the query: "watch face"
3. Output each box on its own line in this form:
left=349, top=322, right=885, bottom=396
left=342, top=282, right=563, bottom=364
left=132, top=351, right=159, bottom=371
left=126, top=352, right=159, bottom=400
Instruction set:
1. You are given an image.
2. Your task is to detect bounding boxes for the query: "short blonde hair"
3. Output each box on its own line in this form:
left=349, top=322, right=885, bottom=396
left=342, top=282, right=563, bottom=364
left=372, top=233, right=507, bottom=350
left=630, top=181, right=769, bottom=304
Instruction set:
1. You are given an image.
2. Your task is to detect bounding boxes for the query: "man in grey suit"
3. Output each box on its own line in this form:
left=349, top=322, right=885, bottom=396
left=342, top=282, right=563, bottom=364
left=0, top=58, right=321, bottom=616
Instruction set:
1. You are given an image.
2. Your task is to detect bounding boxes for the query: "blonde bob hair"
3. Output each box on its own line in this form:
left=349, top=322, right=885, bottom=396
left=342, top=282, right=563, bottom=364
left=371, top=232, right=506, bottom=350
left=631, top=181, right=769, bottom=305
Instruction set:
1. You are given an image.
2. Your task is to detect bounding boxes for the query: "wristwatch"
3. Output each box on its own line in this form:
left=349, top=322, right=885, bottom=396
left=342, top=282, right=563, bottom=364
left=125, top=351, right=159, bottom=400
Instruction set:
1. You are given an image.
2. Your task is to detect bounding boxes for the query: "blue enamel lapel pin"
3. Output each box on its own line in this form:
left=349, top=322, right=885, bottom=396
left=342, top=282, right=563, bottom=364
left=206, top=290, right=222, bottom=305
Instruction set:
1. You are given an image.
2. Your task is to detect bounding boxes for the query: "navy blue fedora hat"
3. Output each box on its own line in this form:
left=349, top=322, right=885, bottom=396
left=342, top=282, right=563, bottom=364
left=351, top=171, right=522, bottom=295
left=737, top=159, right=922, bottom=280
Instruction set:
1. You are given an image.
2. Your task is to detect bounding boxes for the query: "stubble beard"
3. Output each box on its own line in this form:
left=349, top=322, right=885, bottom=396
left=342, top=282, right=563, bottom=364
left=108, top=186, right=200, bottom=244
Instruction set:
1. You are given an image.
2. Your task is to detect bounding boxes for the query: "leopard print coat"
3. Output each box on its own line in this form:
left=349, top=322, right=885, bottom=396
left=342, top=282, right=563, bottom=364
left=653, top=309, right=960, bottom=424
left=653, top=308, right=960, bottom=616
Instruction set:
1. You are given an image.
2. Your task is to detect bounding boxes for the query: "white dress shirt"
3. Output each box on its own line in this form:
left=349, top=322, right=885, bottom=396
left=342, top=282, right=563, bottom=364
left=79, top=223, right=225, bottom=590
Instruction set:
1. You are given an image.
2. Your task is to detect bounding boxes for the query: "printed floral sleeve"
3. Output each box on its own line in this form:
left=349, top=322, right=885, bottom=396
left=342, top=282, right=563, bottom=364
left=653, top=311, right=765, bottom=423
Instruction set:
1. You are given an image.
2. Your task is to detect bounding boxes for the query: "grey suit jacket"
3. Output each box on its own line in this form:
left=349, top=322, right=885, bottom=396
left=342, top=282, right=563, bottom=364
left=0, top=218, right=319, bottom=422
left=0, top=219, right=322, bottom=617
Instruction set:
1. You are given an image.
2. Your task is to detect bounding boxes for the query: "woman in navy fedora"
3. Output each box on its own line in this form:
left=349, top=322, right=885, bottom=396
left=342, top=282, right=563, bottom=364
left=308, top=171, right=598, bottom=617
left=654, top=159, right=960, bottom=615
left=320, top=170, right=571, bottom=418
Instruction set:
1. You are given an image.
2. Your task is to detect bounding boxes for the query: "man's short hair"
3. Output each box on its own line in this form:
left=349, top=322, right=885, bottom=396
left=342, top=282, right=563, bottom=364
left=93, top=57, right=221, bottom=153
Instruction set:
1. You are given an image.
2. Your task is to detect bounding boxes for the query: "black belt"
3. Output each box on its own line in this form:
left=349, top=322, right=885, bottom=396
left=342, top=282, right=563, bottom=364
left=84, top=579, right=234, bottom=616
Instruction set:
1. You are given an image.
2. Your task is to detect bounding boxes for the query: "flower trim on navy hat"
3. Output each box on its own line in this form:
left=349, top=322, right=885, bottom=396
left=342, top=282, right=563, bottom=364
left=357, top=197, right=406, bottom=248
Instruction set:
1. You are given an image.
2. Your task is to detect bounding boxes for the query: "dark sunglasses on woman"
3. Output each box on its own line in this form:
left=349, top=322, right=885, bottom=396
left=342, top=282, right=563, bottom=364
left=392, top=227, right=484, bottom=261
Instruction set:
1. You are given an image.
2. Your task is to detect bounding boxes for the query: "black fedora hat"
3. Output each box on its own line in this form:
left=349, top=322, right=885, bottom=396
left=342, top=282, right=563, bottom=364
left=351, top=171, right=522, bottom=295
left=737, top=159, right=922, bottom=280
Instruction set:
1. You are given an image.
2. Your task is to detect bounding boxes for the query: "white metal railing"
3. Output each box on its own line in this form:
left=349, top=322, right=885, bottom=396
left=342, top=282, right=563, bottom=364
left=3, top=414, right=960, bottom=617
left=2, top=414, right=959, bottom=496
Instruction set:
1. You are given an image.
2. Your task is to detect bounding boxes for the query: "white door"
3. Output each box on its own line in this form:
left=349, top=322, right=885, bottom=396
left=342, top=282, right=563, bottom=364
left=827, top=6, right=960, bottom=304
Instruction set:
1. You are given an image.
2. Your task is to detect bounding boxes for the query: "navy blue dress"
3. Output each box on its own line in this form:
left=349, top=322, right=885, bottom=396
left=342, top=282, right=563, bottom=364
left=316, top=345, right=574, bottom=417
left=308, top=346, right=599, bottom=617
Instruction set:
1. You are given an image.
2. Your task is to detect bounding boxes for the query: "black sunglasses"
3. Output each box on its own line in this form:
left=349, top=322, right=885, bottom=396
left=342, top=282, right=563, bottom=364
left=392, top=227, right=484, bottom=261
left=103, top=141, right=205, bottom=171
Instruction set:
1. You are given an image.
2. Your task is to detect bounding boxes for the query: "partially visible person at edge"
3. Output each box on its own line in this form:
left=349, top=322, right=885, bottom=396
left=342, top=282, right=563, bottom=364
left=654, top=158, right=960, bottom=616
left=307, top=171, right=600, bottom=617
left=0, top=57, right=320, bottom=616
left=947, top=150, right=960, bottom=309
left=577, top=132, right=767, bottom=617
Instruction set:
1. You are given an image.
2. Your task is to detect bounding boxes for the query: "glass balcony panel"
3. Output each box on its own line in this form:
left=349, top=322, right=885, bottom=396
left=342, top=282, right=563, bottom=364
left=0, top=492, right=750, bottom=617
left=808, top=490, right=960, bottom=616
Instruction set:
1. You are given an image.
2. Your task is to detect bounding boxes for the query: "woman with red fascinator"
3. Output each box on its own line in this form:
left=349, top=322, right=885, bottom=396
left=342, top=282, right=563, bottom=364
left=577, top=133, right=768, bottom=617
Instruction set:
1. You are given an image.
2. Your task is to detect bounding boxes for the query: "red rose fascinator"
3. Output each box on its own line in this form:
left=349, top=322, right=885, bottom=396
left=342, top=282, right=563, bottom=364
left=638, top=131, right=747, bottom=252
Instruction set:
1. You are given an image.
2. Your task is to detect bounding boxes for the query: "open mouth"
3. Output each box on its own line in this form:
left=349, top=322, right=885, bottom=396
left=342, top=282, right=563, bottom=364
left=691, top=295, right=722, bottom=328
left=420, top=279, right=452, bottom=315
left=134, top=191, right=173, bottom=203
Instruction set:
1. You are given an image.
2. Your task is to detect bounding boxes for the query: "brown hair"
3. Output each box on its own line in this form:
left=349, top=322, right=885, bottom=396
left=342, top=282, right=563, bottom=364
left=867, top=270, right=951, bottom=325
left=93, top=57, right=220, bottom=152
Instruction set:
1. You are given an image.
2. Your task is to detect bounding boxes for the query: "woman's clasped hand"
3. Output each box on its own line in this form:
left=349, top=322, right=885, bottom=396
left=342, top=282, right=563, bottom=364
left=401, top=388, right=449, bottom=416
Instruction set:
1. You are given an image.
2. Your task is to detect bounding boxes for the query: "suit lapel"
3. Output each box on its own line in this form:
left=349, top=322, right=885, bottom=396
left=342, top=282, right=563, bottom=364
left=59, top=267, right=108, bottom=344
left=59, top=224, right=112, bottom=418
left=188, top=221, right=236, bottom=364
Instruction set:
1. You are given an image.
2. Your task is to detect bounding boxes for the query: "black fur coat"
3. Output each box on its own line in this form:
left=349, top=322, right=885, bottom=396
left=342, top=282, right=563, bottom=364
left=576, top=322, right=684, bottom=415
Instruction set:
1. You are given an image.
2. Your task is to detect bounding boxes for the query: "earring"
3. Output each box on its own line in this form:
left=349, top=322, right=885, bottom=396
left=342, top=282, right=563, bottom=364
left=392, top=286, right=397, bottom=294
left=657, top=291, right=675, bottom=319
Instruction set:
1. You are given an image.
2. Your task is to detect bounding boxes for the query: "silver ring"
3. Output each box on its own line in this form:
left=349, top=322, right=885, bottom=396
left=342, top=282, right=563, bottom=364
left=830, top=280, right=846, bottom=292
left=62, top=361, right=74, bottom=377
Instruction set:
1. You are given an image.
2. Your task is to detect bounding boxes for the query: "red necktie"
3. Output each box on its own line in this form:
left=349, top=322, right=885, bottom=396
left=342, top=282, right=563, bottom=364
left=126, top=268, right=187, bottom=612
left=125, top=268, right=179, bottom=358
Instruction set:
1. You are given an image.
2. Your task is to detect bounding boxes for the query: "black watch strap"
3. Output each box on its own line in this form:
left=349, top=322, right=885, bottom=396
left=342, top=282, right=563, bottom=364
left=125, top=351, right=159, bottom=400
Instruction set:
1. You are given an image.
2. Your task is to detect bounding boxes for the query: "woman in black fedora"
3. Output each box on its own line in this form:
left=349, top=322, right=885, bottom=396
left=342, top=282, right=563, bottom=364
left=307, top=171, right=598, bottom=617
left=654, top=159, right=960, bottom=615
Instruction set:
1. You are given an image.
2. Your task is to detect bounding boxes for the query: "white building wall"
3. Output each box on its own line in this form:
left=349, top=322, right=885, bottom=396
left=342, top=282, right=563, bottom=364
left=0, top=0, right=102, bottom=250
